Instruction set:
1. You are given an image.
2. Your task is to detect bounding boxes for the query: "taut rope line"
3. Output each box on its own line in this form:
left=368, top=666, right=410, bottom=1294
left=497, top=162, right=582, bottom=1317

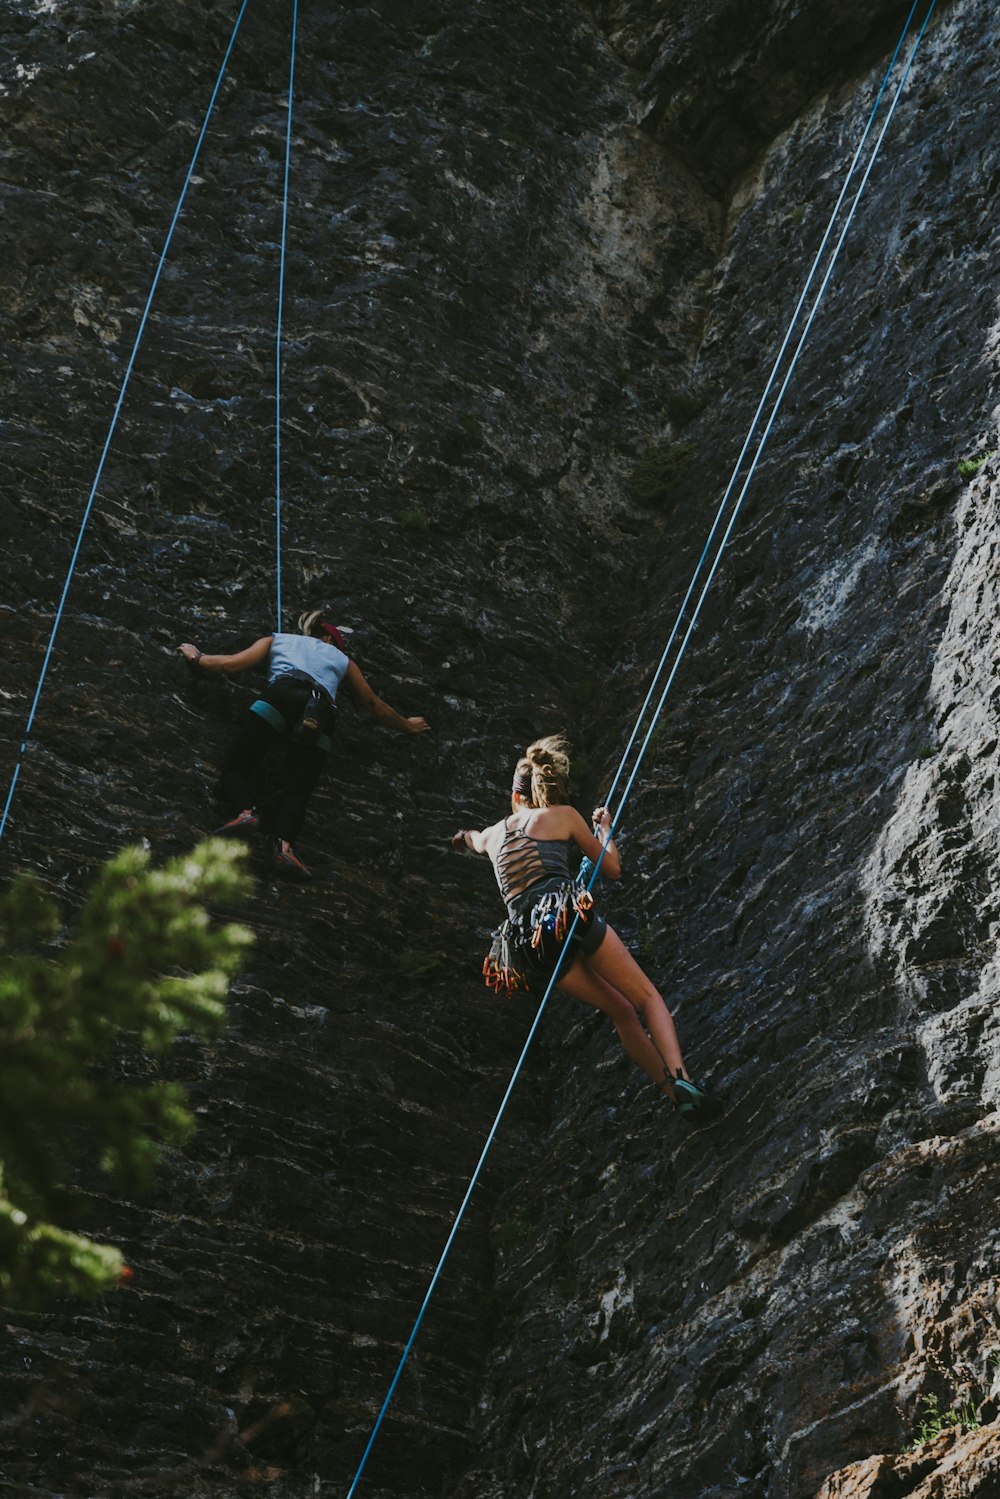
left=274, top=0, right=299, bottom=629
left=606, top=0, right=940, bottom=837
left=343, top=2, right=939, bottom=1492
left=0, top=0, right=252, bottom=845
left=600, top=0, right=927, bottom=822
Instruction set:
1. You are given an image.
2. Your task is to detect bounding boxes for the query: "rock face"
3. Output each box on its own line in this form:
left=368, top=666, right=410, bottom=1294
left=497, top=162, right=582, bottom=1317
left=1, top=1, right=998, bottom=1497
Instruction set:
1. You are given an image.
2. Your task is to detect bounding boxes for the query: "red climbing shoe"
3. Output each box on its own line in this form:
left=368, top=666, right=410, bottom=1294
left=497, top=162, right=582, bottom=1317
left=273, top=842, right=314, bottom=882
left=215, top=808, right=259, bottom=838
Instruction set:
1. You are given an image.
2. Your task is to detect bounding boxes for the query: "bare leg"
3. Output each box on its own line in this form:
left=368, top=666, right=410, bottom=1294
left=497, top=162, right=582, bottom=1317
left=583, top=925, right=688, bottom=1081
left=556, top=957, right=675, bottom=1098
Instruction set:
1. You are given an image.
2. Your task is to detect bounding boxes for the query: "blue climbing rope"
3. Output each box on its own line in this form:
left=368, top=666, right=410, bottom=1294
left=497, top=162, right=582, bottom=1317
left=599, top=0, right=927, bottom=823
left=0, top=0, right=252, bottom=846
left=274, top=0, right=299, bottom=630
left=605, top=0, right=939, bottom=842
left=343, top=2, right=939, bottom=1492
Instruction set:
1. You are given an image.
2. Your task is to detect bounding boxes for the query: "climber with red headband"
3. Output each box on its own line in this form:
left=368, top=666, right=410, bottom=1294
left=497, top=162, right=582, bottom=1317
left=177, top=608, right=430, bottom=880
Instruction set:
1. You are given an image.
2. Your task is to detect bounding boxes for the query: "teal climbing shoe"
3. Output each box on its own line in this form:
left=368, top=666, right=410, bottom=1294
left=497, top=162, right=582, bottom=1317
left=672, top=1071, right=721, bottom=1121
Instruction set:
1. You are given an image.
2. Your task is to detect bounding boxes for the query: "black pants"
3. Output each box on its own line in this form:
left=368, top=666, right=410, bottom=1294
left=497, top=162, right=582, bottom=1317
left=219, top=677, right=332, bottom=842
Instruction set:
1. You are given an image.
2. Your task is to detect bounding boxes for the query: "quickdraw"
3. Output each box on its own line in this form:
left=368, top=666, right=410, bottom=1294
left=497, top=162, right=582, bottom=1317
left=483, top=919, right=527, bottom=995
left=529, top=883, right=593, bottom=949
left=483, top=882, right=595, bottom=996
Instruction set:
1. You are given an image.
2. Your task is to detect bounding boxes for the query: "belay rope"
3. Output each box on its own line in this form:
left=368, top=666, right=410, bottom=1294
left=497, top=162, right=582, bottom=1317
left=343, top=2, right=940, bottom=1493
left=0, top=0, right=941, bottom=1487
left=274, top=0, right=299, bottom=629
left=0, top=0, right=295, bottom=845
left=600, top=0, right=934, bottom=824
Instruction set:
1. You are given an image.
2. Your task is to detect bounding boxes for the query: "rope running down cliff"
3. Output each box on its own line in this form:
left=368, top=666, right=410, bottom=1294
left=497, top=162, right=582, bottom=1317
left=343, top=2, right=940, bottom=1494
left=274, top=0, right=299, bottom=629
left=605, top=0, right=939, bottom=839
left=0, top=0, right=252, bottom=846
left=602, top=0, right=929, bottom=822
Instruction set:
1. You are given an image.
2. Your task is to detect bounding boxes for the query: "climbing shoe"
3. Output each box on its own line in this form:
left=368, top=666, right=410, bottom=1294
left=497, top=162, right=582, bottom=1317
left=671, top=1071, right=722, bottom=1121
left=214, top=808, right=260, bottom=838
left=273, top=841, right=314, bottom=882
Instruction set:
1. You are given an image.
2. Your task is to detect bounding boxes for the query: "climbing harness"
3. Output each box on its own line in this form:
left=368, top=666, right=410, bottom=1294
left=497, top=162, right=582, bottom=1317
left=484, top=817, right=599, bottom=993
left=529, top=881, right=595, bottom=950
left=483, top=882, right=595, bottom=995
left=344, top=2, right=940, bottom=1493
left=291, top=684, right=337, bottom=748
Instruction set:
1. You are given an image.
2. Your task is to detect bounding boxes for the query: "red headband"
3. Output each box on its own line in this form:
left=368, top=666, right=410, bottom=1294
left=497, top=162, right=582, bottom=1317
left=320, top=622, right=347, bottom=651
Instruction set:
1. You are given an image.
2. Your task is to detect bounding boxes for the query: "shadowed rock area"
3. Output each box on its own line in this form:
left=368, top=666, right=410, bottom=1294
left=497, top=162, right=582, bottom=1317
left=1, top=1, right=998, bottom=1496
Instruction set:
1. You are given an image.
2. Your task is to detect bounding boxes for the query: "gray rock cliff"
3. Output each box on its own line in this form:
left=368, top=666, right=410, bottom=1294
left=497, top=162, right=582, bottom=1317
left=1, top=1, right=998, bottom=1496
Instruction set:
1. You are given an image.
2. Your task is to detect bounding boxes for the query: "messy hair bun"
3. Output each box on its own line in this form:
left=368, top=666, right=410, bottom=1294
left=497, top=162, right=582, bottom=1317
left=297, top=608, right=327, bottom=638
left=514, top=735, right=571, bottom=808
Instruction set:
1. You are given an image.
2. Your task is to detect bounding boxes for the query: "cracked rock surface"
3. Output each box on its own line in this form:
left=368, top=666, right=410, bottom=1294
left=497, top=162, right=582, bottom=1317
left=1, top=1, right=999, bottom=1496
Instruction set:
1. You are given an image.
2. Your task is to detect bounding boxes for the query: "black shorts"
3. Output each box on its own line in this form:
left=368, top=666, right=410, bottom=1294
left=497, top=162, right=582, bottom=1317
left=485, top=878, right=607, bottom=994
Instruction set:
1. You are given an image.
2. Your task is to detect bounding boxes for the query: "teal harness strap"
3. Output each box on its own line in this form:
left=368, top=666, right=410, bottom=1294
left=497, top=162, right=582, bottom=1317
left=250, top=699, right=288, bottom=734
left=249, top=699, right=332, bottom=754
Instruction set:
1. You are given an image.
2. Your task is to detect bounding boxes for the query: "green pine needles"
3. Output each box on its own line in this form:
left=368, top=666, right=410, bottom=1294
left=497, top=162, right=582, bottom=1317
left=0, top=838, right=252, bottom=1310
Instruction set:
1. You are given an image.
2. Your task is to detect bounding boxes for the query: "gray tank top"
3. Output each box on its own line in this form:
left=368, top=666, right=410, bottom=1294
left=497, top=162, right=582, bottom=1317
left=267, top=632, right=349, bottom=703
left=493, top=816, right=573, bottom=905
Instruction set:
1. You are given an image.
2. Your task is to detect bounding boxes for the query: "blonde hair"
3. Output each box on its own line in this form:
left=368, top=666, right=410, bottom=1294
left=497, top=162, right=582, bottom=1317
left=513, top=735, right=571, bottom=808
left=297, top=608, right=326, bottom=638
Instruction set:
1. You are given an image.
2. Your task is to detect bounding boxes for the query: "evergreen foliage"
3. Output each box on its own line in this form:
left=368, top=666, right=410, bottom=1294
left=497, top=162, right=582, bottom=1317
left=0, top=838, right=252, bottom=1310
